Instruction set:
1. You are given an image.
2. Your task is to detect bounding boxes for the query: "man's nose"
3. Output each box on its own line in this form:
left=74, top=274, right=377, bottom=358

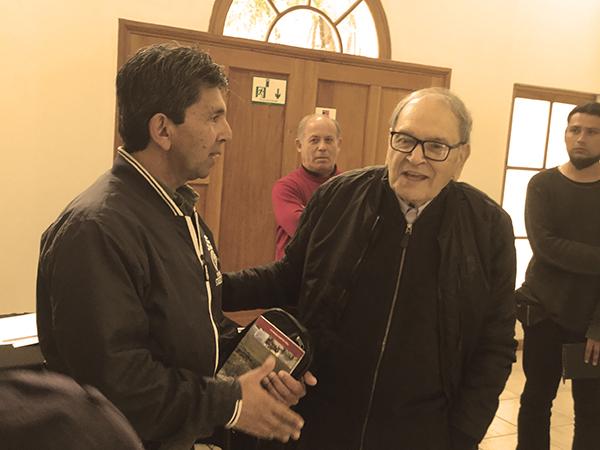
left=406, top=143, right=427, bottom=164
left=220, top=119, right=233, bottom=142
left=317, top=141, right=329, bottom=151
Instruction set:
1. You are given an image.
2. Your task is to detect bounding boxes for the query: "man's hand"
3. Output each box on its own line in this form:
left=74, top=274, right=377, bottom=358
left=262, top=370, right=318, bottom=406
left=584, top=338, right=600, bottom=366
left=235, top=357, right=305, bottom=442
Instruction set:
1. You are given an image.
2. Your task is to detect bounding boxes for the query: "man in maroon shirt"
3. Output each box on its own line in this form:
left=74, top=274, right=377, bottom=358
left=272, top=114, right=342, bottom=260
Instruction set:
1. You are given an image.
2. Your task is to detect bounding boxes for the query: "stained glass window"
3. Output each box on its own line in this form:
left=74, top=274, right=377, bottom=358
left=269, top=9, right=339, bottom=52
left=222, top=0, right=381, bottom=58
left=223, top=0, right=277, bottom=40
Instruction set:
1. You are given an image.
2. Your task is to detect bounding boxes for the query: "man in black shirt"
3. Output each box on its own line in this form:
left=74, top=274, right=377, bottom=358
left=224, top=88, right=517, bottom=449
left=516, top=102, right=600, bottom=450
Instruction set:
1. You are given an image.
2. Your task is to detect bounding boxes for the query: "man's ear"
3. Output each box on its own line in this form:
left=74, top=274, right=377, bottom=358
left=148, top=113, right=172, bottom=151
left=454, top=144, right=471, bottom=179
left=459, top=143, right=471, bottom=163
left=295, top=138, right=302, bottom=153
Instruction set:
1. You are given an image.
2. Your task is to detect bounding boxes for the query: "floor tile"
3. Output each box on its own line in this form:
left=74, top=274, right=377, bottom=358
left=550, top=423, right=574, bottom=449
left=552, top=389, right=574, bottom=416
left=480, top=350, right=575, bottom=450
left=484, top=416, right=516, bottom=438
left=479, top=433, right=517, bottom=450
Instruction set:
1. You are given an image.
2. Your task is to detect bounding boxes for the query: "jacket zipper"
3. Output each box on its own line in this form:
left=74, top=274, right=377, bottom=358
left=358, top=221, right=413, bottom=450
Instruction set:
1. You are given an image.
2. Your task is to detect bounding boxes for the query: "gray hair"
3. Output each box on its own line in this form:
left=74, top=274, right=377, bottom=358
left=296, top=113, right=341, bottom=140
left=389, top=87, right=473, bottom=144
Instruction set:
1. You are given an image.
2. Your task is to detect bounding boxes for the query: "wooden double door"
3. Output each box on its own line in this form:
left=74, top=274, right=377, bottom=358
left=117, top=19, right=450, bottom=272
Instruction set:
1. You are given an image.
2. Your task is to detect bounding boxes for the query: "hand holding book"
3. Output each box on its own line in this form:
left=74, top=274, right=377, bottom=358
left=262, top=366, right=317, bottom=406
left=218, top=308, right=316, bottom=407
left=584, top=337, right=600, bottom=366
left=235, top=356, right=305, bottom=442
left=562, top=340, right=600, bottom=380
left=218, top=308, right=313, bottom=380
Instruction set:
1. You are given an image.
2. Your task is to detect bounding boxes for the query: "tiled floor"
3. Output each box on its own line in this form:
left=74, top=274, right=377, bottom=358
left=479, top=350, right=575, bottom=450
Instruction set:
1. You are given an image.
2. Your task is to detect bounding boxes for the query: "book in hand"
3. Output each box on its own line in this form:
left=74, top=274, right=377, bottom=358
left=217, top=308, right=312, bottom=381
left=562, top=343, right=600, bottom=380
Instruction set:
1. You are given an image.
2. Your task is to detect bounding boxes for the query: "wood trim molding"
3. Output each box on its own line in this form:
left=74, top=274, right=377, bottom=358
left=208, top=0, right=233, bottom=35
left=121, top=19, right=449, bottom=81
left=208, top=0, right=392, bottom=59
left=365, top=0, right=391, bottom=59
left=513, top=83, right=597, bottom=105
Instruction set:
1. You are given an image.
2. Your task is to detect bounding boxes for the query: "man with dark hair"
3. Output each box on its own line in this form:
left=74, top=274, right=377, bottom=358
left=224, top=87, right=517, bottom=449
left=36, top=43, right=307, bottom=450
left=272, top=114, right=341, bottom=260
left=516, top=101, right=600, bottom=450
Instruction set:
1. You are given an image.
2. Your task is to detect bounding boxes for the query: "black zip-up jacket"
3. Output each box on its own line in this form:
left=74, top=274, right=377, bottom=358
left=37, top=152, right=241, bottom=450
left=224, top=166, right=516, bottom=447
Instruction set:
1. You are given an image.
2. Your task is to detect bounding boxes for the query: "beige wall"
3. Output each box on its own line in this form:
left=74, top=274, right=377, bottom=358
left=1, top=0, right=215, bottom=314
left=2, top=0, right=599, bottom=314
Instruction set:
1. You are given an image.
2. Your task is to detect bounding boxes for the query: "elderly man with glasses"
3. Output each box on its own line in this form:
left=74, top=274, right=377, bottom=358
left=223, top=87, right=517, bottom=450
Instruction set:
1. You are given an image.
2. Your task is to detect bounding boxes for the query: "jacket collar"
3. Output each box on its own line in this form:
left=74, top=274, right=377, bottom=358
left=116, top=148, right=185, bottom=217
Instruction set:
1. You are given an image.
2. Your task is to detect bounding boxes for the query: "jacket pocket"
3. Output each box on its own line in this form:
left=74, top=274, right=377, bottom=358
left=515, top=289, right=547, bottom=327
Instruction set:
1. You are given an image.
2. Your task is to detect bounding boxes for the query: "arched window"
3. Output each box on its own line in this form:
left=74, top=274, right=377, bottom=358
left=209, top=0, right=391, bottom=59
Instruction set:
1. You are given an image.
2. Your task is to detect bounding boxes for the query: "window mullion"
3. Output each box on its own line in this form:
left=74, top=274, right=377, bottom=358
left=542, top=102, right=552, bottom=170
left=265, top=0, right=279, bottom=15
left=334, top=0, right=363, bottom=26
left=220, top=0, right=383, bottom=57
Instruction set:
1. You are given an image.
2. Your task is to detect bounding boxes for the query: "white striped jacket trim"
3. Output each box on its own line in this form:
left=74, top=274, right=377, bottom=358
left=225, top=399, right=243, bottom=429
left=117, top=148, right=183, bottom=217
left=117, top=147, right=221, bottom=377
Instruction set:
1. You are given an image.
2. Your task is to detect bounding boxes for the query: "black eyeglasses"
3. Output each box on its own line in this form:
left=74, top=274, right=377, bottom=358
left=389, top=131, right=464, bottom=162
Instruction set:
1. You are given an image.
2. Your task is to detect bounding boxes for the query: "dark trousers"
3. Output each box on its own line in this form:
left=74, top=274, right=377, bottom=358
left=517, top=319, right=600, bottom=450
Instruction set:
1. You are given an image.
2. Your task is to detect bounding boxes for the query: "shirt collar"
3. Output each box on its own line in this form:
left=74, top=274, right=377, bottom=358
left=159, top=182, right=199, bottom=217
left=396, top=196, right=432, bottom=220
left=301, top=164, right=338, bottom=179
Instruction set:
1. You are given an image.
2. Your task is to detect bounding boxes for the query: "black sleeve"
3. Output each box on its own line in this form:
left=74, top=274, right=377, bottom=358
left=587, top=300, right=600, bottom=340
left=38, top=219, right=240, bottom=446
left=449, top=209, right=517, bottom=443
left=0, top=370, right=144, bottom=450
left=450, top=426, right=479, bottom=450
left=525, top=175, right=600, bottom=275
left=222, top=259, right=300, bottom=312
left=221, top=182, right=327, bottom=312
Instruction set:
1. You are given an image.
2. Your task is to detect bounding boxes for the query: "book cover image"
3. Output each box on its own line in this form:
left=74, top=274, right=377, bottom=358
left=217, top=315, right=305, bottom=380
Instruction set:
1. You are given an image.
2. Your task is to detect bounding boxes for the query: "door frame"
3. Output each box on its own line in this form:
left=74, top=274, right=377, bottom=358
left=115, top=18, right=451, bottom=254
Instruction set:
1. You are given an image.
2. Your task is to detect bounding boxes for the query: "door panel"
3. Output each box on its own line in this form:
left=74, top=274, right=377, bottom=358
left=316, top=80, right=370, bottom=170
left=218, top=68, right=287, bottom=270
left=375, top=87, right=412, bottom=164
left=117, top=19, right=451, bottom=272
